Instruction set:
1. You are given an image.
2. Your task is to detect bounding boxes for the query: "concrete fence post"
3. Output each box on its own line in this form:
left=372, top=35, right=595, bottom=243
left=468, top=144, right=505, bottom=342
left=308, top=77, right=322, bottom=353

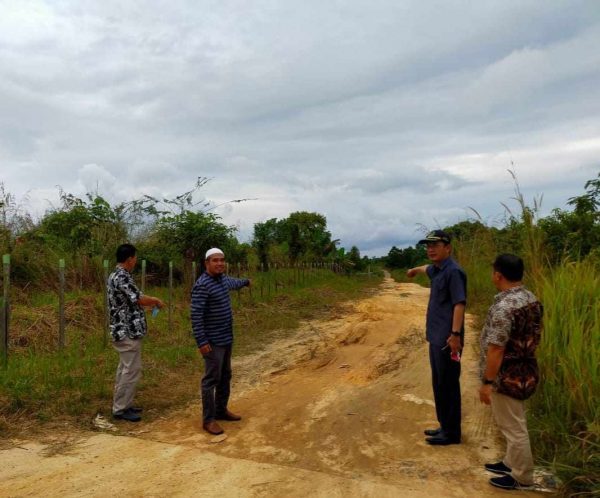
left=168, top=261, right=173, bottom=334
left=58, top=259, right=66, bottom=350
left=1, top=254, right=10, bottom=367
left=141, top=259, right=146, bottom=293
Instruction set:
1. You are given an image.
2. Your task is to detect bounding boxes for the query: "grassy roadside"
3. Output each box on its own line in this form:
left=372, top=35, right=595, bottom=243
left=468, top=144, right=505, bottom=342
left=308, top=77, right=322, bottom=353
left=0, top=270, right=382, bottom=437
left=390, top=255, right=600, bottom=496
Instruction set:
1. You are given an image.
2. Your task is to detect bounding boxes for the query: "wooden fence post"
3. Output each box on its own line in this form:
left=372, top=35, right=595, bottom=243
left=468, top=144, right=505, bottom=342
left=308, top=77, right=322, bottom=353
left=237, top=263, right=241, bottom=306
left=58, top=259, right=66, bottom=350
left=192, top=261, right=197, bottom=286
left=260, top=263, right=264, bottom=298
left=1, top=254, right=10, bottom=367
left=247, top=263, right=253, bottom=301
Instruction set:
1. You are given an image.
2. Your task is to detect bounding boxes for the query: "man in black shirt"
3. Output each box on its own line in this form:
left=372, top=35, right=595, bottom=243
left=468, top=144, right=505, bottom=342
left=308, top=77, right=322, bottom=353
left=407, top=230, right=467, bottom=445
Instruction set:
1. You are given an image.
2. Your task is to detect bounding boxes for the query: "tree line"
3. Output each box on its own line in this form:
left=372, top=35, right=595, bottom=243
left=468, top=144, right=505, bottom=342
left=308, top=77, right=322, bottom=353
left=1, top=172, right=597, bottom=290
left=384, top=173, right=600, bottom=269
left=0, top=177, right=371, bottom=290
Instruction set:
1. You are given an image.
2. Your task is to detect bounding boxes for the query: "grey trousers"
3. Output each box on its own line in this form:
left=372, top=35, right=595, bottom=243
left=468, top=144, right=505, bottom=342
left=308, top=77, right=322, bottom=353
left=201, top=344, right=232, bottom=422
left=491, top=391, right=535, bottom=485
left=112, top=337, right=142, bottom=415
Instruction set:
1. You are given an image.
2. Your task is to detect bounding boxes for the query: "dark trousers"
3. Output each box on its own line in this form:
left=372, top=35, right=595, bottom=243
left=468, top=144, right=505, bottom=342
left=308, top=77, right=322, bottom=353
left=429, top=343, right=461, bottom=440
left=201, top=344, right=233, bottom=422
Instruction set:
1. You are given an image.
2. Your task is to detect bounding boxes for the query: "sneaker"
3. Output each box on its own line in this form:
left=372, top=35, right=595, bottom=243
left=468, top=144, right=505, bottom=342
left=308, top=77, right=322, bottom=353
left=112, top=409, right=142, bottom=422
left=484, top=461, right=512, bottom=475
left=489, top=475, right=534, bottom=490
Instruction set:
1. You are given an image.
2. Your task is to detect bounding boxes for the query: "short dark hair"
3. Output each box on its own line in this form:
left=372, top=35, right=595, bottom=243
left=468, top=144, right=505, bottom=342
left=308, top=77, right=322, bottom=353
left=116, top=243, right=137, bottom=263
left=493, top=253, right=524, bottom=282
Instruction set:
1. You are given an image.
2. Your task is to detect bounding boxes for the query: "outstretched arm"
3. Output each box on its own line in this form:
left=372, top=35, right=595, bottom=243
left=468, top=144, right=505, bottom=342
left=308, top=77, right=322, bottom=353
left=139, top=295, right=164, bottom=308
left=406, top=264, right=429, bottom=278
left=116, top=273, right=163, bottom=308
left=224, top=275, right=251, bottom=290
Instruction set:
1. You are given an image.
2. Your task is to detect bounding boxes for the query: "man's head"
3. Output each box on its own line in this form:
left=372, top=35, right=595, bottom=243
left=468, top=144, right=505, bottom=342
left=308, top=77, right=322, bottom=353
left=492, top=253, right=524, bottom=290
left=205, top=248, right=225, bottom=276
left=116, top=243, right=137, bottom=271
left=418, top=230, right=452, bottom=264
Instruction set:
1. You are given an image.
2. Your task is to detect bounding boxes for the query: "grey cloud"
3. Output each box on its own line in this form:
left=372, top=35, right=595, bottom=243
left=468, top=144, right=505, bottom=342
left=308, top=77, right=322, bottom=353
left=340, top=168, right=475, bottom=195
left=1, top=1, right=599, bottom=256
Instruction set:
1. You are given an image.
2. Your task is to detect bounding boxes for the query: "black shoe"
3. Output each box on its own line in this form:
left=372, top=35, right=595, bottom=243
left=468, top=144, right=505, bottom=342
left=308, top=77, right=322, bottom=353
left=425, top=435, right=460, bottom=445
left=113, top=409, right=141, bottom=422
left=489, top=475, right=533, bottom=490
left=424, top=427, right=442, bottom=436
left=485, top=461, right=512, bottom=475
left=128, top=406, right=143, bottom=414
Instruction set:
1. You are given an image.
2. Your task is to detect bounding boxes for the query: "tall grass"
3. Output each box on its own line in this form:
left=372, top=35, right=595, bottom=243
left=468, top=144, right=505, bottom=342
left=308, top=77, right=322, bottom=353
left=504, top=178, right=598, bottom=494
left=452, top=177, right=599, bottom=495
left=452, top=223, right=499, bottom=315
left=528, top=260, right=600, bottom=495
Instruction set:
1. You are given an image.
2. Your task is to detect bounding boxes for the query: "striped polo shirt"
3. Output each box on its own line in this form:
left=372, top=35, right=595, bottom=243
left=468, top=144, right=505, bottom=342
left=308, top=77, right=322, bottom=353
left=191, top=272, right=249, bottom=347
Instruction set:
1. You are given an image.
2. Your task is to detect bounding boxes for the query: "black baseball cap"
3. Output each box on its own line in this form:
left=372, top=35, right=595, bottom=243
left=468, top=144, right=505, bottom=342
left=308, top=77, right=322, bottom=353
left=418, top=230, right=451, bottom=245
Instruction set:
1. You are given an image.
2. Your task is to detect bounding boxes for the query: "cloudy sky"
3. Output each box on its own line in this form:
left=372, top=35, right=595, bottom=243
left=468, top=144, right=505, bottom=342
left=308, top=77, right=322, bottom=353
left=1, top=1, right=599, bottom=255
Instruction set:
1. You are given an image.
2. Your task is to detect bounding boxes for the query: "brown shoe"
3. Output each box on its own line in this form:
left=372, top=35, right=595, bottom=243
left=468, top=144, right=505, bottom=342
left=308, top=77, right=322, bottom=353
left=216, top=410, right=242, bottom=421
left=203, top=420, right=224, bottom=435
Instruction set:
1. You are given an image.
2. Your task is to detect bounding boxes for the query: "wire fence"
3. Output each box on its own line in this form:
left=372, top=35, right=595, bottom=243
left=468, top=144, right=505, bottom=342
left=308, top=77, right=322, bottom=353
left=0, top=254, right=378, bottom=366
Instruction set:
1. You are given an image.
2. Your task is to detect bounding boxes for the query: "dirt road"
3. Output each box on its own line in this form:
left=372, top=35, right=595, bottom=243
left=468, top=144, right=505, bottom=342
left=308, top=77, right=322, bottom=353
left=0, top=276, right=540, bottom=497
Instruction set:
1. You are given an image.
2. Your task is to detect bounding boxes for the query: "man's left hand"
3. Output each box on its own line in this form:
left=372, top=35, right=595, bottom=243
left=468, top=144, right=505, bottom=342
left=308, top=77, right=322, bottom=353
left=479, top=384, right=492, bottom=405
left=446, top=334, right=461, bottom=354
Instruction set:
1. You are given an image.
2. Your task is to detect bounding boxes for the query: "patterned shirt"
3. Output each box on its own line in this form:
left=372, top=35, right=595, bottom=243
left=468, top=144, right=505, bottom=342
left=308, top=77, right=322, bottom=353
left=480, top=285, right=543, bottom=400
left=107, top=266, right=147, bottom=342
left=191, top=272, right=249, bottom=347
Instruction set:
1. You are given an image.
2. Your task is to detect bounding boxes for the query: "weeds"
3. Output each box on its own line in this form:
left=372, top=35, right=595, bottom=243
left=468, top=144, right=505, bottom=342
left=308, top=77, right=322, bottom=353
left=387, top=172, right=599, bottom=495
left=528, top=260, right=600, bottom=495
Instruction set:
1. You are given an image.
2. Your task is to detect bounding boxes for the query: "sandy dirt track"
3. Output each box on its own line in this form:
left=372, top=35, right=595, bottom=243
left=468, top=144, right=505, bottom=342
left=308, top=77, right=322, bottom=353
left=0, top=276, right=541, bottom=497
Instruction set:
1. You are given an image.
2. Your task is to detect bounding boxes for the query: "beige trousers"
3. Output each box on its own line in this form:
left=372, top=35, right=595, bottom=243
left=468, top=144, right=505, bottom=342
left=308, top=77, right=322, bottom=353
left=491, top=391, right=535, bottom=485
left=112, top=337, right=142, bottom=414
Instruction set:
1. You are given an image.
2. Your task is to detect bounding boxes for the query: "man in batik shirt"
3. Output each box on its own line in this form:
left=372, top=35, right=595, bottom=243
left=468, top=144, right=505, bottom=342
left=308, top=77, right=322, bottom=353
left=108, top=244, right=164, bottom=422
left=479, top=253, right=543, bottom=490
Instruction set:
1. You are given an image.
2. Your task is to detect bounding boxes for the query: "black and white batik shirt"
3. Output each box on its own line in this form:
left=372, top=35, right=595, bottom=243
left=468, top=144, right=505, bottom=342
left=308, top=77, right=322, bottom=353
left=107, top=266, right=147, bottom=342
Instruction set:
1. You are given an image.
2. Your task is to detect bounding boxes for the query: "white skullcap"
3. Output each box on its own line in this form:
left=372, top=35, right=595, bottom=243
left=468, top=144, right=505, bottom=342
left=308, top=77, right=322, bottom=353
left=205, top=248, right=224, bottom=260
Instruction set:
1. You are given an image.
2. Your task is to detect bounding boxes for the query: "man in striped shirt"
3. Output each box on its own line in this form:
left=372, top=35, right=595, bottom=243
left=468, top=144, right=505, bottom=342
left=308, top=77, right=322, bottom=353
left=191, top=248, right=251, bottom=435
